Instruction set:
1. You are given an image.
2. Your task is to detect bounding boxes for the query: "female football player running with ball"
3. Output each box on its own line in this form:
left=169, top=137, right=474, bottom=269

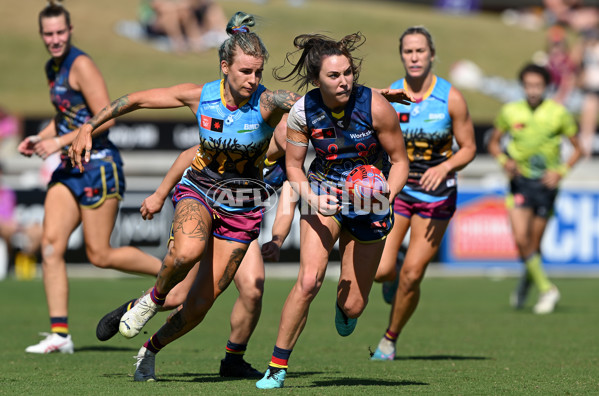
left=256, top=32, right=410, bottom=389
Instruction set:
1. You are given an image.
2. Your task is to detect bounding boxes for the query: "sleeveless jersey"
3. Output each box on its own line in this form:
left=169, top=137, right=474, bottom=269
left=494, top=98, right=577, bottom=179
left=389, top=75, right=455, bottom=200
left=289, top=85, right=383, bottom=194
left=181, top=79, right=274, bottom=210
left=45, top=46, right=113, bottom=152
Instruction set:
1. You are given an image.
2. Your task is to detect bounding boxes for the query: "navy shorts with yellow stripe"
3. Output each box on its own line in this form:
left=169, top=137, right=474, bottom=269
left=309, top=177, right=393, bottom=243
left=332, top=208, right=394, bottom=243
left=49, top=153, right=125, bottom=208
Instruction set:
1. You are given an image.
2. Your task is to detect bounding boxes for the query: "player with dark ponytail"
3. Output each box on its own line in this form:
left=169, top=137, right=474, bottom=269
left=256, top=32, right=411, bottom=389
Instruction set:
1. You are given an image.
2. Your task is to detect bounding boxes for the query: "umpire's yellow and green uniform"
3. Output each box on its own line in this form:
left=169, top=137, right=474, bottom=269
left=494, top=98, right=577, bottom=218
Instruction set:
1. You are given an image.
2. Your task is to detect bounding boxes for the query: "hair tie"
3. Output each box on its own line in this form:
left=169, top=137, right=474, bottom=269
left=231, top=25, right=250, bottom=34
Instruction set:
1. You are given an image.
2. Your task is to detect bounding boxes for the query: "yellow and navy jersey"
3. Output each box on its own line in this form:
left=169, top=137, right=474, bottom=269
left=45, top=46, right=114, bottom=152
left=494, top=98, right=577, bottom=179
left=180, top=79, right=274, bottom=210
left=288, top=85, right=383, bottom=193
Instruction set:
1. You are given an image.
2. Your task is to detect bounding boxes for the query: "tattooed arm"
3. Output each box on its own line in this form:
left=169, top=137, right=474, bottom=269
left=68, top=83, right=203, bottom=172
left=260, top=89, right=302, bottom=128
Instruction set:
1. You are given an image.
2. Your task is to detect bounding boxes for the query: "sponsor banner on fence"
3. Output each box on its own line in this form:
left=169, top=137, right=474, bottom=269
left=441, top=187, right=599, bottom=270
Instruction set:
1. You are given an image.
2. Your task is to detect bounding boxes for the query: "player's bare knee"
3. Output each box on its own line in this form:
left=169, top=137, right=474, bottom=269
left=239, top=286, right=264, bottom=308
left=171, top=253, right=199, bottom=272
left=297, top=273, right=322, bottom=300
left=40, top=240, right=63, bottom=264
left=86, top=248, right=112, bottom=269
left=339, top=298, right=366, bottom=318
left=400, top=270, right=423, bottom=292
left=237, top=277, right=264, bottom=303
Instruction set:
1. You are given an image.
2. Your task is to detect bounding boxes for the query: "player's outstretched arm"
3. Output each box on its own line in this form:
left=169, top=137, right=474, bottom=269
left=69, top=83, right=202, bottom=171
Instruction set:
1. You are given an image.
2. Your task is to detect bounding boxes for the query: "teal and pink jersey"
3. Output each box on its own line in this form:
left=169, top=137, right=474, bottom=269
left=388, top=75, right=457, bottom=219
left=179, top=79, right=274, bottom=214
left=174, top=79, right=275, bottom=242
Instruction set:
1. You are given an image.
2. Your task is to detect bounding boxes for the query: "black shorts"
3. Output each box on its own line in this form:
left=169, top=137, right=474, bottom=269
left=507, top=175, right=557, bottom=218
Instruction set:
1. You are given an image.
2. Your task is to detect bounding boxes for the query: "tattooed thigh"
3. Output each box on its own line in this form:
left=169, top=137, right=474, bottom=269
left=217, top=247, right=247, bottom=291
left=173, top=199, right=210, bottom=241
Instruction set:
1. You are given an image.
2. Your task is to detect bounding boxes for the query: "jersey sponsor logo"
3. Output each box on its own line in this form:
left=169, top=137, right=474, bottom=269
left=427, top=113, right=446, bottom=121
left=311, top=113, right=326, bottom=125
left=312, top=127, right=336, bottom=140
left=243, top=123, right=260, bottom=130
left=398, top=112, right=410, bottom=123
left=349, top=130, right=373, bottom=140
left=201, top=115, right=224, bottom=132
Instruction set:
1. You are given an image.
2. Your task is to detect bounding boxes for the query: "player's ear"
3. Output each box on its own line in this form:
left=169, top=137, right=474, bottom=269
left=221, top=60, right=229, bottom=76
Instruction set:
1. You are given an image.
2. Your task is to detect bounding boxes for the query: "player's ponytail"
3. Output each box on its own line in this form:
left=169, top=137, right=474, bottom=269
left=219, top=12, right=268, bottom=69
left=274, top=33, right=364, bottom=92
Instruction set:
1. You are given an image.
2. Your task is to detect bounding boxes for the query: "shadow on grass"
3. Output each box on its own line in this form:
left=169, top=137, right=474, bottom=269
left=111, top=370, right=329, bottom=383
left=302, top=378, right=428, bottom=387
left=395, top=355, right=490, bottom=361
left=76, top=345, right=138, bottom=352
left=99, top=370, right=426, bottom=386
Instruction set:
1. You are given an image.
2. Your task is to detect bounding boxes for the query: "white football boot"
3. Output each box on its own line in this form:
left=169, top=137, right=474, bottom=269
left=25, top=332, right=74, bottom=354
left=533, top=286, right=560, bottom=314
left=119, top=294, right=158, bottom=338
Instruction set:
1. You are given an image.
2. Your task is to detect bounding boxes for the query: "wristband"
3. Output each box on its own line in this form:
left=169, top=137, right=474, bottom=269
left=556, top=164, right=570, bottom=177
left=54, top=136, right=62, bottom=148
left=496, top=153, right=508, bottom=166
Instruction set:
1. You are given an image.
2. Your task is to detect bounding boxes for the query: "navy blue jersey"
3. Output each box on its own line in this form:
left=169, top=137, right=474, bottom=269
left=45, top=46, right=114, bottom=152
left=288, top=85, right=384, bottom=195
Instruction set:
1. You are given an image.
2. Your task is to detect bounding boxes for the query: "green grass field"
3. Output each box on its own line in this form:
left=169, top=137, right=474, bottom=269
left=2, top=276, right=598, bottom=394
left=1, top=0, right=547, bottom=123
